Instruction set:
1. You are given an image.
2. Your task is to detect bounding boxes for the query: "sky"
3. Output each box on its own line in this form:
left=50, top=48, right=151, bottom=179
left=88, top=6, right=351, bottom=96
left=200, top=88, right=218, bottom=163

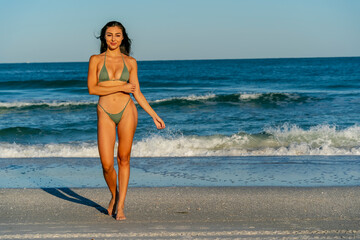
left=0, top=0, right=359, bottom=63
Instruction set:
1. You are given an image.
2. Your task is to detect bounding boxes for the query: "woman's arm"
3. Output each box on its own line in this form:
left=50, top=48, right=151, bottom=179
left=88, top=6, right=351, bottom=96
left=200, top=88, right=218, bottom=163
left=129, top=58, right=165, bottom=129
left=87, top=55, right=135, bottom=96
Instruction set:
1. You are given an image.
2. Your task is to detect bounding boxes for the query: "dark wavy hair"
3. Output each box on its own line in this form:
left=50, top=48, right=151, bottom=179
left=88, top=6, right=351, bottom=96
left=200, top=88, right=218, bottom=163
left=97, top=21, right=132, bottom=55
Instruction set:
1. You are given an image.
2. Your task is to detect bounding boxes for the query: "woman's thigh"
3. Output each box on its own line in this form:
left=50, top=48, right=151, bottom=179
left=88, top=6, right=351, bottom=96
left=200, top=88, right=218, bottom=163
left=117, top=100, right=138, bottom=156
left=97, top=106, right=116, bottom=167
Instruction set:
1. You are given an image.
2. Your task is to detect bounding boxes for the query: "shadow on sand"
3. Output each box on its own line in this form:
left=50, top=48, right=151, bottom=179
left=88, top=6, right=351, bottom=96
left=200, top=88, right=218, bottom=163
left=42, top=188, right=107, bottom=215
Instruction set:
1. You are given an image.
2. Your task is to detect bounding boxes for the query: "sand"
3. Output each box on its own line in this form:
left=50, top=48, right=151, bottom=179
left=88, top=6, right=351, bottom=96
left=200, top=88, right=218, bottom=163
left=0, top=187, right=359, bottom=239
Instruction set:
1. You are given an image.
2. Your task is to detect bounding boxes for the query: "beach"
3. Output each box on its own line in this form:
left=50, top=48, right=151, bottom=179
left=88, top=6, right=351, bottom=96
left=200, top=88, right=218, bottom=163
left=1, top=156, right=360, bottom=238
left=1, top=187, right=359, bottom=239
left=1, top=56, right=360, bottom=239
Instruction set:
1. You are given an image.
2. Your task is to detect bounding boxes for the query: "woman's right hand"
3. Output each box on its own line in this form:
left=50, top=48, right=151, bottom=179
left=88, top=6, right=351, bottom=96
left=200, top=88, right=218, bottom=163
left=122, top=83, right=136, bottom=93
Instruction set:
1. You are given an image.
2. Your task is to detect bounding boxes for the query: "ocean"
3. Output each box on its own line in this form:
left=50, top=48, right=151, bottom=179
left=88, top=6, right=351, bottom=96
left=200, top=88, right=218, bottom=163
left=1, top=57, right=360, bottom=188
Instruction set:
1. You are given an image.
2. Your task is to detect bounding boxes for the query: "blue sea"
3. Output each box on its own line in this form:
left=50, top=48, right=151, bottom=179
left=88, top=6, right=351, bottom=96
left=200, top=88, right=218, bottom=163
left=1, top=57, right=360, bottom=188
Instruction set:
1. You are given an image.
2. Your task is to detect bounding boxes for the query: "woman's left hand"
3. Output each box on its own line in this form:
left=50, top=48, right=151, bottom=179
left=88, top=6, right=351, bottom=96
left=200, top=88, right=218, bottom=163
left=153, top=116, right=165, bottom=129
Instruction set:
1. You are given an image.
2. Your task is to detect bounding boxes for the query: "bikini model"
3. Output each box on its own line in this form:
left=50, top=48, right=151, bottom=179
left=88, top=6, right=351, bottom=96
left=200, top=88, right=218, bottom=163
left=98, top=52, right=131, bottom=125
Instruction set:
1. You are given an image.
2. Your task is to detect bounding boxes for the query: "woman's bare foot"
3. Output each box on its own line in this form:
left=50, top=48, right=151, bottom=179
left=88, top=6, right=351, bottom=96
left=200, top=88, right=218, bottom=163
left=107, top=192, right=119, bottom=216
left=115, top=205, right=126, bottom=220
left=107, top=198, right=116, bottom=216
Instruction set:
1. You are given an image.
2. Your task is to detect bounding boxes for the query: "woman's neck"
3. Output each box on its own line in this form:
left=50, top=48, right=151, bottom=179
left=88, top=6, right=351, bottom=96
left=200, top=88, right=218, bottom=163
left=106, top=48, right=121, bottom=57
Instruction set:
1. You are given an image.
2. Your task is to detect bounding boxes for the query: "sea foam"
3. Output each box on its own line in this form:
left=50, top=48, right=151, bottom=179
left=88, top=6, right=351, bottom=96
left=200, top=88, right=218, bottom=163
left=0, top=92, right=311, bottom=109
left=151, top=94, right=217, bottom=103
left=1, top=124, right=359, bottom=158
left=0, top=100, right=97, bottom=108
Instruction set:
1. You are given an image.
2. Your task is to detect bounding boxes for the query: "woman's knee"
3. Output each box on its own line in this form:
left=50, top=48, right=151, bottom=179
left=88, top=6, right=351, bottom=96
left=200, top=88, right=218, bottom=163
left=117, top=154, right=130, bottom=166
left=102, top=163, right=115, bottom=174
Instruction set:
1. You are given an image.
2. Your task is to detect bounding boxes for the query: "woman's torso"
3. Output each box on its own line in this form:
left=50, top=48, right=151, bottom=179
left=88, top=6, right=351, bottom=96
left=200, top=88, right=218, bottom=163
left=97, top=52, right=130, bottom=111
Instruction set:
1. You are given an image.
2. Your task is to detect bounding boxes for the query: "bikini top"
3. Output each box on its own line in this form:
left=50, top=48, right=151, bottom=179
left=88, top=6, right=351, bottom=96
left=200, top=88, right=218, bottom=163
left=98, top=52, right=129, bottom=83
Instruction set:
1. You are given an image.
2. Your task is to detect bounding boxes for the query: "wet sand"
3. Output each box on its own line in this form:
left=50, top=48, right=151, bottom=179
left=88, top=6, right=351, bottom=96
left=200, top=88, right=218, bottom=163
left=0, top=187, right=359, bottom=239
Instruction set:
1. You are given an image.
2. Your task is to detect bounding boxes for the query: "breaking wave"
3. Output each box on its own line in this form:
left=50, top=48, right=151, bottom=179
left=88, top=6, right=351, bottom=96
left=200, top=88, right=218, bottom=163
left=1, top=124, right=359, bottom=158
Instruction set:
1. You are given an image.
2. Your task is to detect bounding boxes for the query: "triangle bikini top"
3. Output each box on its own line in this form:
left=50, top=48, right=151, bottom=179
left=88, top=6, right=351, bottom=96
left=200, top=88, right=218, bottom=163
left=98, top=52, right=129, bottom=82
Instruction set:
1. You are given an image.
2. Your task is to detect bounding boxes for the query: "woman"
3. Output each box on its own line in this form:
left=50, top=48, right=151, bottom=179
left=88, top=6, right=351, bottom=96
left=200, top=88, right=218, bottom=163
left=87, top=21, right=165, bottom=220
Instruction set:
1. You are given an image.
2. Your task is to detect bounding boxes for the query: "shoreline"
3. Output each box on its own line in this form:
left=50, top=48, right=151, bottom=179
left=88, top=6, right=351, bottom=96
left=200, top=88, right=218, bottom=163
left=1, top=186, right=359, bottom=239
left=2, top=156, right=360, bottom=188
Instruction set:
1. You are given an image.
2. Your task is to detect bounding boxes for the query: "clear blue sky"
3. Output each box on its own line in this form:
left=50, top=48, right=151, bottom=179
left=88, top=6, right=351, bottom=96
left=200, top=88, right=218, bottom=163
left=1, top=0, right=359, bottom=63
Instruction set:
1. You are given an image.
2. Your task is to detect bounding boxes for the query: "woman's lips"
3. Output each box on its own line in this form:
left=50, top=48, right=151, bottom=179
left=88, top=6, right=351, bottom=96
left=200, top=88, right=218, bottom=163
left=110, top=42, right=117, bottom=45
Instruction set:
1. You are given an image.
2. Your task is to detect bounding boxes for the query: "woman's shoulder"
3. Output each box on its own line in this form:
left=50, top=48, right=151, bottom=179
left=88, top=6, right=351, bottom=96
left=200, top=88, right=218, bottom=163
left=124, top=54, right=136, bottom=62
left=124, top=55, right=137, bottom=67
left=89, top=53, right=105, bottom=62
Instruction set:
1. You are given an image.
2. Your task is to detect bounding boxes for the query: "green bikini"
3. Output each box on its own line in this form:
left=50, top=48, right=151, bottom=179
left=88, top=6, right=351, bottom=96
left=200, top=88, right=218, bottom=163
left=98, top=52, right=131, bottom=125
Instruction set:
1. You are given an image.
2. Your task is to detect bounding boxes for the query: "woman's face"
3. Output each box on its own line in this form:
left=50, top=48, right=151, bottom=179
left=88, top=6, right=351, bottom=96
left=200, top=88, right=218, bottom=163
left=105, top=26, right=124, bottom=50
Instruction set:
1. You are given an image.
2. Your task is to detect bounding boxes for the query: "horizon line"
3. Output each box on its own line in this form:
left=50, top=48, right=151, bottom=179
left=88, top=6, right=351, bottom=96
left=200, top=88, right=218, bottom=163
left=1, top=55, right=359, bottom=64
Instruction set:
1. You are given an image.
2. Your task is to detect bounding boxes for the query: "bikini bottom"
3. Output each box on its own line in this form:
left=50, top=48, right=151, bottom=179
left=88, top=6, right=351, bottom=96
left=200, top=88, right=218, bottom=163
left=98, top=97, right=131, bottom=125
